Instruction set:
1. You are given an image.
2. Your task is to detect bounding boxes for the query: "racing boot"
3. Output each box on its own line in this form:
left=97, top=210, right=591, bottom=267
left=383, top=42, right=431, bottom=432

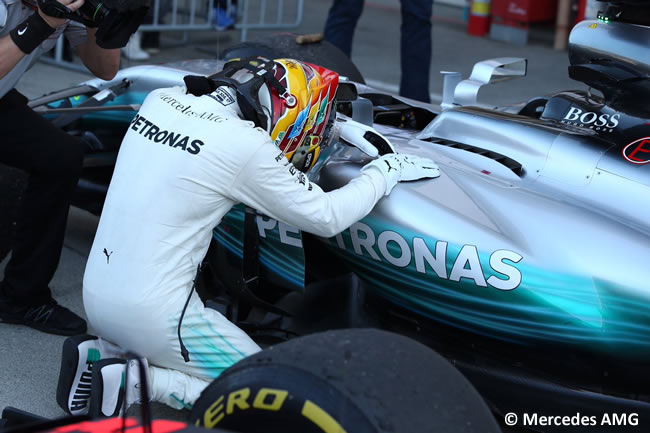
left=89, top=358, right=151, bottom=417
left=56, top=335, right=122, bottom=415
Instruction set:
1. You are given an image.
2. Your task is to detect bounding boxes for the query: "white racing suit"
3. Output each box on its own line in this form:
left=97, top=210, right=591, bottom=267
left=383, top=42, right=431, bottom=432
left=83, top=85, right=389, bottom=410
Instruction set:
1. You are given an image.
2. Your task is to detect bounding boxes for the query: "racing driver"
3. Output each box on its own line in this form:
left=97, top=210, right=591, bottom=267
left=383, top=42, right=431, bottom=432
left=57, top=57, right=441, bottom=416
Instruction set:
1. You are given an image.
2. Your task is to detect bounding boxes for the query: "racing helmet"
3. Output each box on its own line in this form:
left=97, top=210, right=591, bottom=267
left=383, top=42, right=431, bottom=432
left=198, top=57, right=340, bottom=172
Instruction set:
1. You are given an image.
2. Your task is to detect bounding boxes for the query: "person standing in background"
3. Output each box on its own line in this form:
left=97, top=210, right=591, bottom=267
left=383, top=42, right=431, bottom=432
left=213, top=0, right=237, bottom=31
left=0, top=0, right=120, bottom=335
left=323, top=0, right=433, bottom=102
left=124, top=0, right=171, bottom=60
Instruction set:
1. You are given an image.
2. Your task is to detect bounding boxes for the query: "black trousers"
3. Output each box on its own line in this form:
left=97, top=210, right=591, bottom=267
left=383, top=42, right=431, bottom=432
left=0, top=89, right=83, bottom=306
left=323, top=0, right=433, bottom=103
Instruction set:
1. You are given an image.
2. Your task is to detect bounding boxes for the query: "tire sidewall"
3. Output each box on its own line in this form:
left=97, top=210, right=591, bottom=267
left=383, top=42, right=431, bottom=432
left=191, top=364, right=377, bottom=433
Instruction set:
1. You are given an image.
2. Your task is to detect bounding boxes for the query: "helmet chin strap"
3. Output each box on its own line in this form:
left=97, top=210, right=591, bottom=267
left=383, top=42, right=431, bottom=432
left=256, top=85, right=274, bottom=134
left=258, top=102, right=273, bottom=134
left=209, top=86, right=245, bottom=119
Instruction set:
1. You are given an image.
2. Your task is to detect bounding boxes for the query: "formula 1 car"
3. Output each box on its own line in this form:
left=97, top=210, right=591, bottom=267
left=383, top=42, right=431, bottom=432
left=14, top=1, right=650, bottom=431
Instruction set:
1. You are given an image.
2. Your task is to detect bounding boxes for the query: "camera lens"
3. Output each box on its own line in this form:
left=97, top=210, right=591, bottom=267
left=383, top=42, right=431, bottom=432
left=80, top=0, right=110, bottom=24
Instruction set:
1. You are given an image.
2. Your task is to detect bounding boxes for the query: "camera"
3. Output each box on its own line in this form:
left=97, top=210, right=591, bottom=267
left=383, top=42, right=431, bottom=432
left=37, top=0, right=106, bottom=27
left=37, top=0, right=150, bottom=48
left=78, top=0, right=111, bottom=25
left=38, top=1, right=150, bottom=27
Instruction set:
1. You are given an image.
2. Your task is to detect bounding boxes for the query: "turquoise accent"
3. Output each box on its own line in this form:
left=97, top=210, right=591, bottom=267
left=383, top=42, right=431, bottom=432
left=87, top=348, right=101, bottom=363
left=171, top=313, right=249, bottom=380
left=213, top=202, right=650, bottom=359
left=44, top=91, right=149, bottom=125
left=331, top=217, right=650, bottom=358
left=171, top=394, right=193, bottom=410
left=213, top=204, right=305, bottom=289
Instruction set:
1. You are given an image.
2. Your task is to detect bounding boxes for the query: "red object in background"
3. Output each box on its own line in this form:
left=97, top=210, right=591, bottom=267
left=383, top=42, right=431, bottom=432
left=577, top=0, right=588, bottom=21
left=468, top=0, right=492, bottom=36
left=491, top=0, right=558, bottom=29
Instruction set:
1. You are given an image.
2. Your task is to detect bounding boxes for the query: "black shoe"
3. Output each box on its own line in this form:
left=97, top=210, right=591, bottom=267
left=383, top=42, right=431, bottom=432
left=0, top=298, right=87, bottom=336
left=57, top=334, right=100, bottom=415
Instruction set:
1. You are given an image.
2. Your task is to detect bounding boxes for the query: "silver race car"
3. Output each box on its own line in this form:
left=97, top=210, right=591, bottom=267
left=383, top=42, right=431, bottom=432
left=17, top=2, right=650, bottom=430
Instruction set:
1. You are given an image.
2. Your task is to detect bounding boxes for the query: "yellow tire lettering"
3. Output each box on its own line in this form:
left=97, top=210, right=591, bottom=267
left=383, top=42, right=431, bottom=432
left=226, top=388, right=251, bottom=414
left=301, top=400, right=347, bottom=433
left=203, top=395, right=225, bottom=428
left=252, top=388, right=288, bottom=411
left=203, top=387, right=341, bottom=429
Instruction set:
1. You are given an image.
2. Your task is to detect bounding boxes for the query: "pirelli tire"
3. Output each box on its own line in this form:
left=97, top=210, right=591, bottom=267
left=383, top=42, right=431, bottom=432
left=219, top=33, right=365, bottom=84
left=189, top=329, right=500, bottom=433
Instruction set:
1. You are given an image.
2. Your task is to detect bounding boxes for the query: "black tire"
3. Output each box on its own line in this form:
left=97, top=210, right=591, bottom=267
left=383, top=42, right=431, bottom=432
left=220, top=33, right=365, bottom=84
left=190, top=329, right=500, bottom=433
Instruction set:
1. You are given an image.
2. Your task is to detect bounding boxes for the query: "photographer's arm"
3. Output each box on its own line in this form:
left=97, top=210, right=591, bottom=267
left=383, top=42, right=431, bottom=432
left=0, top=4, right=69, bottom=80
left=75, top=27, right=119, bottom=81
left=0, top=35, right=27, bottom=80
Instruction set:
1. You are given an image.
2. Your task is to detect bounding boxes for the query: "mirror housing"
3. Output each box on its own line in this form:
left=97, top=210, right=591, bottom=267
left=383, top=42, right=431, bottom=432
left=442, top=57, right=527, bottom=108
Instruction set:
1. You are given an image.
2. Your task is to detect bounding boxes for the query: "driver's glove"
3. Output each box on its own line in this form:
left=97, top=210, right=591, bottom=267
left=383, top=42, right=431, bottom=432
left=337, top=116, right=395, bottom=157
left=362, top=154, right=441, bottom=195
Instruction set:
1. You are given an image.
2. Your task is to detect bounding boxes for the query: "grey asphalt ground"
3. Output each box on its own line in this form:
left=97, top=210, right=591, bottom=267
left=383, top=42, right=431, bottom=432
left=1, top=0, right=581, bottom=427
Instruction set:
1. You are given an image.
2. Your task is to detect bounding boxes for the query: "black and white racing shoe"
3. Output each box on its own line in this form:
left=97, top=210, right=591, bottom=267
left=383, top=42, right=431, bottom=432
left=89, top=358, right=150, bottom=417
left=56, top=334, right=102, bottom=415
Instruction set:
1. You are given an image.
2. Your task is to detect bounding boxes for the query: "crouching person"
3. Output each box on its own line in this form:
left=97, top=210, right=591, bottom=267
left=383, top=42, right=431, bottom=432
left=57, top=57, right=440, bottom=415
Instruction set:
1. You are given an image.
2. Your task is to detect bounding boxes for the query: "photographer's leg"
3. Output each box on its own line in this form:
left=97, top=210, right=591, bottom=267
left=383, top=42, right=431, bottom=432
left=0, top=89, right=85, bottom=335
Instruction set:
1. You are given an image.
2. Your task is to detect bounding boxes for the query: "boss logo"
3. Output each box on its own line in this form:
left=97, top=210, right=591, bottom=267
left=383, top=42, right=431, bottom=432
left=561, top=107, right=620, bottom=132
left=623, top=137, right=650, bottom=164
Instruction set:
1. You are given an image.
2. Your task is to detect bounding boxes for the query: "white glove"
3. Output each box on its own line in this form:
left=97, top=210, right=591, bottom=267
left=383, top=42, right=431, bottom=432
left=361, top=154, right=441, bottom=195
left=337, top=116, right=396, bottom=157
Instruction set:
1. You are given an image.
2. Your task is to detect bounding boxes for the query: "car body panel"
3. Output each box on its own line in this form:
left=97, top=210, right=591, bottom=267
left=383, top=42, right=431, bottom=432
left=64, top=59, right=649, bottom=359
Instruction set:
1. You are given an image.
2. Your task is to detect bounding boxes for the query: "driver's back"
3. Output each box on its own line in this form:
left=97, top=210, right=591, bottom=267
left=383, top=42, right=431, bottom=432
left=83, top=86, right=269, bottom=308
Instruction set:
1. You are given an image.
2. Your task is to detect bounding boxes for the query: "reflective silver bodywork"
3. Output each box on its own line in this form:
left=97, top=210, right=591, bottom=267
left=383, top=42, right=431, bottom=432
left=79, top=57, right=650, bottom=357
left=314, top=93, right=650, bottom=357
left=569, top=19, right=650, bottom=75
